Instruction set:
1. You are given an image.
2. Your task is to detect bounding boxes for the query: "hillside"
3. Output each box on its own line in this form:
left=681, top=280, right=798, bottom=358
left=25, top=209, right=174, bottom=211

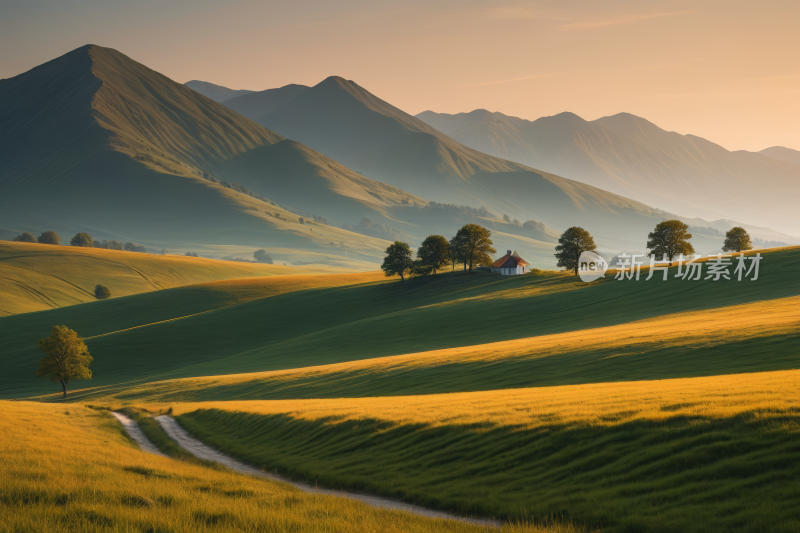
left=416, top=110, right=800, bottom=237
left=184, top=80, right=254, bottom=102
left=221, top=76, right=698, bottom=250
left=223, top=84, right=309, bottom=121
left=0, top=45, right=435, bottom=267
left=0, top=241, right=357, bottom=316
left=3, top=246, right=797, bottom=400
left=760, top=145, right=800, bottom=169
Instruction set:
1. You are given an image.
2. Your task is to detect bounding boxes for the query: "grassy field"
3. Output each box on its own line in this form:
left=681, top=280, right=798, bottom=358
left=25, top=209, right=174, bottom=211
left=0, top=401, right=576, bottom=533
left=0, top=241, right=353, bottom=316
left=5, top=246, right=797, bottom=401
left=159, top=369, right=800, bottom=532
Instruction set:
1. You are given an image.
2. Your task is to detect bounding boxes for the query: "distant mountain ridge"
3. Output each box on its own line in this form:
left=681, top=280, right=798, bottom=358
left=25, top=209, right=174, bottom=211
left=416, top=109, right=800, bottom=236
left=184, top=80, right=255, bottom=102
left=759, top=146, right=800, bottom=169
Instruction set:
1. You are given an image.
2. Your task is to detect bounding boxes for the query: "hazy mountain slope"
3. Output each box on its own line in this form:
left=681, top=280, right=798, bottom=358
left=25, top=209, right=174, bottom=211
left=223, top=84, right=309, bottom=121
left=0, top=46, right=434, bottom=266
left=417, top=110, right=800, bottom=235
left=227, top=76, right=688, bottom=249
left=184, top=80, right=254, bottom=102
left=760, top=146, right=800, bottom=169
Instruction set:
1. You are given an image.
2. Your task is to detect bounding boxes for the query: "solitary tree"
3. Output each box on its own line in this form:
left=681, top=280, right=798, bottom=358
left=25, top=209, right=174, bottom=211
left=416, top=235, right=451, bottom=275
left=70, top=232, right=93, bottom=247
left=254, top=249, right=274, bottom=264
left=94, top=285, right=111, bottom=299
left=722, top=227, right=753, bottom=253
left=37, top=231, right=61, bottom=245
left=12, top=232, right=37, bottom=243
left=646, top=220, right=694, bottom=264
left=449, top=232, right=467, bottom=271
left=381, top=241, right=414, bottom=282
left=455, top=224, right=496, bottom=273
left=555, top=226, right=597, bottom=275
left=36, top=325, right=93, bottom=399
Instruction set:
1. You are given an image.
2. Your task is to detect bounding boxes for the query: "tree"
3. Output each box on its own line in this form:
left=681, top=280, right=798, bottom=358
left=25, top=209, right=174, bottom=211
left=646, top=220, right=694, bottom=264
left=36, top=325, right=93, bottom=399
left=12, top=232, right=37, bottom=243
left=94, top=284, right=111, bottom=299
left=185, top=251, right=199, bottom=257
left=722, top=227, right=753, bottom=253
left=70, top=232, right=93, bottom=247
left=554, top=227, right=597, bottom=275
left=299, top=217, right=305, bottom=224
left=37, top=231, right=61, bottom=245
left=125, top=242, right=146, bottom=253
left=381, top=241, right=414, bottom=282
left=455, top=224, right=496, bottom=273
left=449, top=232, right=465, bottom=271
left=254, top=249, right=274, bottom=264
left=103, top=239, right=124, bottom=250
left=416, top=235, right=451, bottom=275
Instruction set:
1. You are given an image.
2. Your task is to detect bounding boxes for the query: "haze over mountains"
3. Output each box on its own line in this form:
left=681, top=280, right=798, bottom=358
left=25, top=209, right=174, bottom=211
left=417, top=109, right=800, bottom=236
left=184, top=80, right=255, bottom=102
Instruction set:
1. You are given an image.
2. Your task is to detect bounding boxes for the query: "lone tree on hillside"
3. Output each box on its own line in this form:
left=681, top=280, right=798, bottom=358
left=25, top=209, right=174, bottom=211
left=12, top=232, right=37, bottom=243
left=722, top=227, right=753, bottom=253
left=37, top=231, right=61, bottom=245
left=646, top=220, right=694, bottom=264
left=70, top=232, right=94, bottom=247
left=381, top=241, right=414, bottom=282
left=94, top=285, right=111, bottom=299
left=416, top=235, right=451, bottom=275
left=555, top=227, right=597, bottom=275
left=449, top=232, right=466, bottom=271
left=454, top=224, right=496, bottom=273
left=36, top=325, right=93, bottom=399
left=254, top=249, right=274, bottom=264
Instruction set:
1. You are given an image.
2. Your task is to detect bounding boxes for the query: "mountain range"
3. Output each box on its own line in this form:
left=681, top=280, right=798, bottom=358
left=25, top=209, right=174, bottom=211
left=184, top=80, right=255, bottom=102
left=416, top=109, right=800, bottom=236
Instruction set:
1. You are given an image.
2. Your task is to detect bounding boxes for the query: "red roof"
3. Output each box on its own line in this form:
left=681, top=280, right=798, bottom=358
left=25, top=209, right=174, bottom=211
left=491, top=250, right=530, bottom=269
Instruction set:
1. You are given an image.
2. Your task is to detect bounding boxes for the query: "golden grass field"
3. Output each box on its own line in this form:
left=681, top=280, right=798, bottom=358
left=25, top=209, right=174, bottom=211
left=0, top=401, right=579, bottom=533
left=159, top=369, right=800, bottom=531
left=0, top=241, right=363, bottom=316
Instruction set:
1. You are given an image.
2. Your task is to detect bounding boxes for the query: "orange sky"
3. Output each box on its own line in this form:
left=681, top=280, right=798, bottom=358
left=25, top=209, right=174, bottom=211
left=2, top=0, right=798, bottom=152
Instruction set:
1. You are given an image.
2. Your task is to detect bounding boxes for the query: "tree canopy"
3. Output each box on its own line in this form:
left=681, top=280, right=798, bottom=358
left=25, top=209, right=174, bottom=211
left=94, top=285, right=111, bottom=299
left=454, top=224, right=496, bottom=273
left=254, top=249, right=274, bottom=264
left=36, top=325, right=93, bottom=399
left=722, top=227, right=753, bottom=253
left=416, top=235, right=451, bottom=275
left=381, top=241, right=414, bottom=281
left=555, top=226, right=597, bottom=275
left=12, top=232, right=37, bottom=243
left=646, top=220, right=694, bottom=264
left=37, top=231, right=61, bottom=245
left=70, top=232, right=93, bottom=247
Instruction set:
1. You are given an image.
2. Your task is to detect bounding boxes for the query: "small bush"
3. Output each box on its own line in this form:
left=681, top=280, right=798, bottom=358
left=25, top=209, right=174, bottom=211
left=12, top=232, right=37, bottom=243
left=94, top=285, right=111, bottom=299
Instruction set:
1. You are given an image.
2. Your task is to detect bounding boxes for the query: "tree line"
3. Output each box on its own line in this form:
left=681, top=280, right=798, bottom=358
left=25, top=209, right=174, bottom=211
left=554, top=220, right=754, bottom=275
left=381, top=224, right=496, bottom=281
left=11, top=231, right=146, bottom=252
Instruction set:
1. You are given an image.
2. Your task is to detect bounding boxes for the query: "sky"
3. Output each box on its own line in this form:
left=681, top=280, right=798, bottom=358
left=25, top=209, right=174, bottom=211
left=1, top=0, right=798, bottom=152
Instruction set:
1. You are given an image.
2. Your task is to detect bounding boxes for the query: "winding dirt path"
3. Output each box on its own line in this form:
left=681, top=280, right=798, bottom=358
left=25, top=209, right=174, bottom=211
left=154, top=415, right=500, bottom=528
left=111, top=412, right=166, bottom=457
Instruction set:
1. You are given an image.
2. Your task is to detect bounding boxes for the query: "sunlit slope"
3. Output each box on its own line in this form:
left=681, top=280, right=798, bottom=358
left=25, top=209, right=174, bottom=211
left=103, top=293, right=800, bottom=402
left=168, top=369, right=800, bottom=532
left=3, top=247, right=798, bottom=399
left=0, top=402, right=535, bottom=533
left=0, top=45, right=423, bottom=257
left=0, top=241, right=352, bottom=316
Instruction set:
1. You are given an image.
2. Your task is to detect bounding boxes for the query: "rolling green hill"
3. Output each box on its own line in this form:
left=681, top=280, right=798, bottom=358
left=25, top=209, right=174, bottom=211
left=417, top=109, right=800, bottom=237
left=2, top=247, right=797, bottom=401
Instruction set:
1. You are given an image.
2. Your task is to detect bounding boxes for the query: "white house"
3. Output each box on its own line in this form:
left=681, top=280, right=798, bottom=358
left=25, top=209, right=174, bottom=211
left=491, top=250, right=531, bottom=275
